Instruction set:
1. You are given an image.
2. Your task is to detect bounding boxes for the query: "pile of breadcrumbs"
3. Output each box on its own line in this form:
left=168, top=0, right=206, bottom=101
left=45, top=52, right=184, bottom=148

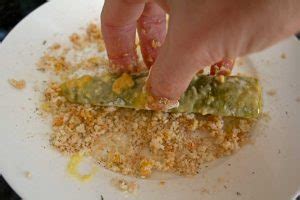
left=38, top=23, right=255, bottom=178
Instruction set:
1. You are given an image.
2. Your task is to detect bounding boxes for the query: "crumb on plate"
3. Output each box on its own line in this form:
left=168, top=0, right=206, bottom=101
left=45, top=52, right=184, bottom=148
left=111, top=178, right=138, bottom=193
left=8, top=79, right=26, bottom=89
left=159, top=181, right=166, bottom=186
left=280, top=53, right=286, bottom=59
left=266, top=89, right=277, bottom=96
left=49, top=43, right=61, bottom=50
left=24, top=171, right=32, bottom=179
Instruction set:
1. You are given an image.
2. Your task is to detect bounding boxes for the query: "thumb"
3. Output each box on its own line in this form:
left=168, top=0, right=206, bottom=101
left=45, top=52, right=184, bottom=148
left=147, top=15, right=219, bottom=100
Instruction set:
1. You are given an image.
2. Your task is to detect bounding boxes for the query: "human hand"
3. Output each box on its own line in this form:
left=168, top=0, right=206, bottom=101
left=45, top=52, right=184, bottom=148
left=101, top=0, right=300, bottom=105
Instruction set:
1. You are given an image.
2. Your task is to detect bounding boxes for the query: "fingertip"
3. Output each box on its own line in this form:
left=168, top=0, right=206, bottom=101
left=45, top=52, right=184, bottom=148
left=137, top=2, right=166, bottom=68
left=100, top=0, right=145, bottom=72
left=210, top=58, right=235, bottom=76
left=147, top=60, right=197, bottom=101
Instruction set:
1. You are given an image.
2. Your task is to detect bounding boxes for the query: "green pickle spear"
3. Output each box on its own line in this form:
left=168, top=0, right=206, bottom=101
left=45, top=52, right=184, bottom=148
left=60, top=72, right=262, bottom=118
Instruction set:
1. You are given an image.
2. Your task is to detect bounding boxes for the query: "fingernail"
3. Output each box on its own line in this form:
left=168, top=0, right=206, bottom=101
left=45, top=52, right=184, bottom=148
left=145, top=69, right=179, bottom=111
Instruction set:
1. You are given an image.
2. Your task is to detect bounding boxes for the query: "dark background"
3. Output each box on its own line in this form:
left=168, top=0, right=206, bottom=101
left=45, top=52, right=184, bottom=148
left=0, top=0, right=300, bottom=200
left=0, top=0, right=46, bottom=42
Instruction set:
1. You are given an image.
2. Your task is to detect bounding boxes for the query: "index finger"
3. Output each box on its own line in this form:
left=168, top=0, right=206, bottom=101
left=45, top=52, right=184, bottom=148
left=101, top=0, right=145, bottom=72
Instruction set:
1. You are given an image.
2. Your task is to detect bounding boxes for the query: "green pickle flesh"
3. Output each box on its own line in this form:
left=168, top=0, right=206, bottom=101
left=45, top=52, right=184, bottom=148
left=60, top=73, right=262, bottom=118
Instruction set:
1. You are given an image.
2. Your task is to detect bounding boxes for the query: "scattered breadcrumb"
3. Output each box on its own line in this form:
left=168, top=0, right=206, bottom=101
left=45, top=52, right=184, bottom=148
left=280, top=53, right=286, bottom=59
left=37, top=55, right=71, bottom=73
left=159, top=181, right=166, bottom=186
left=111, top=178, right=138, bottom=193
left=151, top=40, right=161, bottom=49
left=69, top=23, right=104, bottom=51
left=24, top=171, right=32, bottom=179
left=8, top=79, right=26, bottom=89
left=49, top=43, right=61, bottom=50
left=37, top=25, right=108, bottom=76
left=38, top=22, right=257, bottom=178
left=266, top=89, right=277, bottom=96
left=201, top=188, right=210, bottom=194
left=69, top=33, right=83, bottom=49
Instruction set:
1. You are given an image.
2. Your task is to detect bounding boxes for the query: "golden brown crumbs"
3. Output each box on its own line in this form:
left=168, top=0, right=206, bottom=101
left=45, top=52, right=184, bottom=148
left=69, top=23, right=104, bottom=51
left=151, top=40, right=161, bottom=49
left=159, top=181, right=166, bottom=186
left=97, top=43, right=106, bottom=52
left=266, top=89, right=277, bottom=96
left=86, top=23, right=102, bottom=42
left=8, top=79, right=26, bottom=89
left=111, top=178, right=138, bottom=193
left=110, top=61, right=146, bottom=74
left=38, top=54, right=107, bottom=75
left=49, top=43, right=61, bottom=50
left=52, top=116, right=64, bottom=126
left=69, top=33, right=83, bottom=49
left=42, top=83, right=254, bottom=177
left=38, top=22, right=257, bottom=178
left=112, top=73, right=134, bottom=94
left=158, top=97, right=169, bottom=105
left=37, top=24, right=107, bottom=75
left=37, top=55, right=70, bottom=74
left=280, top=53, right=286, bottom=59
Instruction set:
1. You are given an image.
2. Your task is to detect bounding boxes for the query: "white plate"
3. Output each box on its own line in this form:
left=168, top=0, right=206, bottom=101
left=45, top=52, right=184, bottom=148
left=0, top=0, right=300, bottom=199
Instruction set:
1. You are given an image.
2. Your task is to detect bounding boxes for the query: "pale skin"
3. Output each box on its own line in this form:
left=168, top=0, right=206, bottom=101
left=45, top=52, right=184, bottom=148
left=101, top=0, right=300, bottom=107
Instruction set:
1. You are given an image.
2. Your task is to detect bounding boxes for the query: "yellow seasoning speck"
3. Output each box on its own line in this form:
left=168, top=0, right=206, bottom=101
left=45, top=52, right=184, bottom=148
left=112, top=73, right=134, bottom=94
left=67, top=153, right=97, bottom=182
